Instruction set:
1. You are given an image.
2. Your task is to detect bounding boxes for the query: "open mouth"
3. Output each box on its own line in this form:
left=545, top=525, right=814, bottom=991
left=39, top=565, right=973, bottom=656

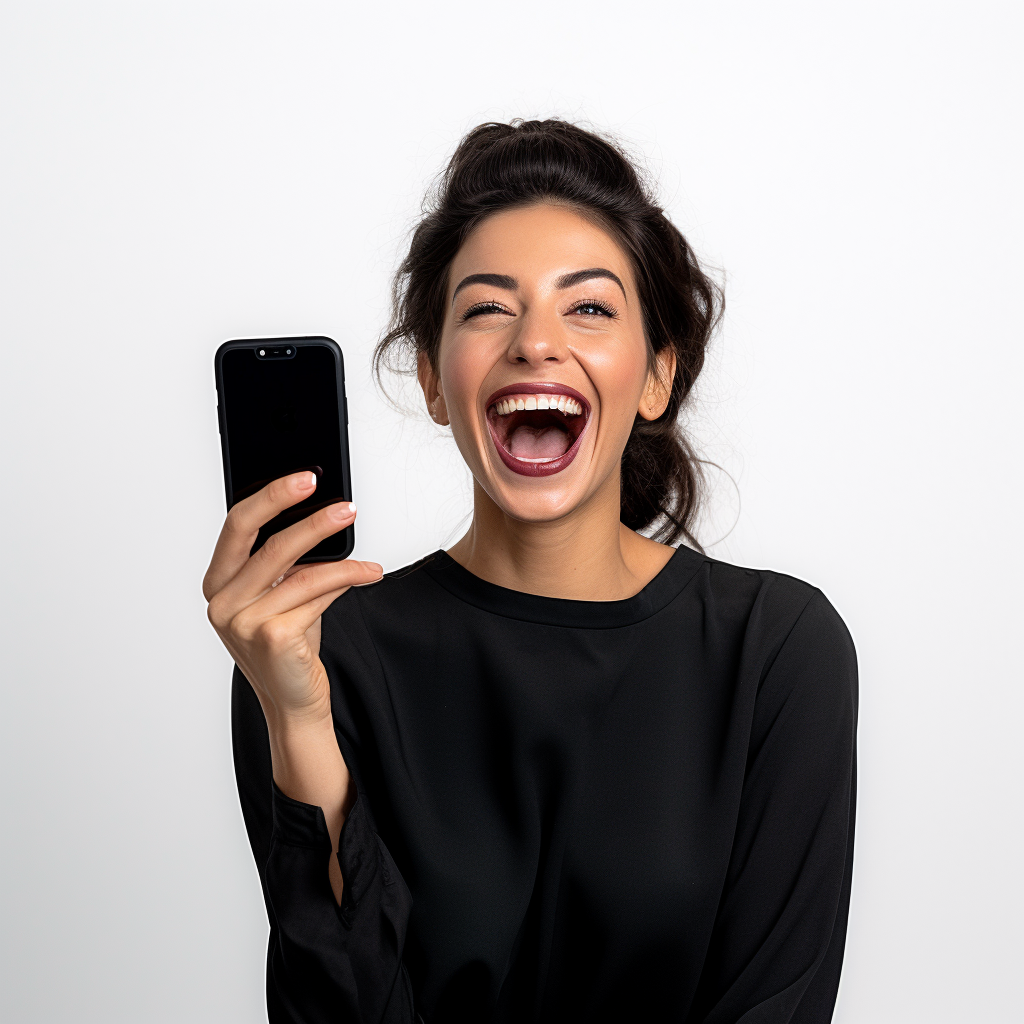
left=485, top=383, right=591, bottom=477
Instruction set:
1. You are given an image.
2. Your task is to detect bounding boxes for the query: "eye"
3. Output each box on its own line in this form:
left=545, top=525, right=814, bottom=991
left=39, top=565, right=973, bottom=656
left=459, top=301, right=515, bottom=322
left=568, top=299, right=618, bottom=318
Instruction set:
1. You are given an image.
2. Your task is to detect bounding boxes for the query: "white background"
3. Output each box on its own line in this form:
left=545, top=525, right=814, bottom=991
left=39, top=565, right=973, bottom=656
left=1, top=2, right=1020, bottom=1021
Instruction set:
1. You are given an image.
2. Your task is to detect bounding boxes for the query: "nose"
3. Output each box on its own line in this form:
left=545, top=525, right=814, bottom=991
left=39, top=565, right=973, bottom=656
left=505, top=308, right=568, bottom=366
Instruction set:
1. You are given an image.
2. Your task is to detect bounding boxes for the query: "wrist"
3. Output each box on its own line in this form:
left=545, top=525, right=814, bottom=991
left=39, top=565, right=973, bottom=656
left=266, top=697, right=334, bottom=738
left=267, top=712, right=349, bottom=817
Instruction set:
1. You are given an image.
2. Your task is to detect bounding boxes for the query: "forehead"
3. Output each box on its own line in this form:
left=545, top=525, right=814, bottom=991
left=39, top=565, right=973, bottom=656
left=448, top=203, right=635, bottom=292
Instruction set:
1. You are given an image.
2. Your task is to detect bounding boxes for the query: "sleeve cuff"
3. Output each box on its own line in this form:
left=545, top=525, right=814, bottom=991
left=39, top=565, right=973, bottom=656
left=270, top=780, right=333, bottom=852
left=337, top=792, right=385, bottom=922
left=269, top=781, right=393, bottom=925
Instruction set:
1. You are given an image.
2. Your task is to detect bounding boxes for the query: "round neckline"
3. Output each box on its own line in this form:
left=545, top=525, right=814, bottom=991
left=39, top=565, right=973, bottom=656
left=420, top=545, right=705, bottom=629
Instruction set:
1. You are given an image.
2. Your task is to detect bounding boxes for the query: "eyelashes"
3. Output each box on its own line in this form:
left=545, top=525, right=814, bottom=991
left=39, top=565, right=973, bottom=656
left=458, top=298, right=619, bottom=322
left=459, top=301, right=512, bottom=322
left=570, top=299, right=618, bottom=318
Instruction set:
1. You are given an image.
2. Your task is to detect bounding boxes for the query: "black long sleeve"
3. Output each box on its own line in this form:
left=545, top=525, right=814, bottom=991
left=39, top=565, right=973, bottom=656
left=684, top=593, right=858, bottom=1023
left=231, top=546, right=857, bottom=1023
left=231, top=669, right=417, bottom=1023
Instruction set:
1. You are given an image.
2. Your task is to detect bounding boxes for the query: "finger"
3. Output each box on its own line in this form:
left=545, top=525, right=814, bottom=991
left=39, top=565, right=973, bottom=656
left=221, top=500, right=359, bottom=604
left=239, top=585, right=352, bottom=651
left=253, top=559, right=383, bottom=620
left=204, top=471, right=318, bottom=598
left=207, top=506, right=361, bottom=633
left=270, top=555, right=380, bottom=587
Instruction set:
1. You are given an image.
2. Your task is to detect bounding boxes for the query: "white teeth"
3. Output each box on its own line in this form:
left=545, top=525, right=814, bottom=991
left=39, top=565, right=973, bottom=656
left=491, top=394, right=585, bottom=417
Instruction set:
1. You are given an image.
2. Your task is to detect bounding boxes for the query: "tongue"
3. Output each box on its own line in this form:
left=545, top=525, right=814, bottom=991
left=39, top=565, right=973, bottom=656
left=508, top=424, right=569, bottom=461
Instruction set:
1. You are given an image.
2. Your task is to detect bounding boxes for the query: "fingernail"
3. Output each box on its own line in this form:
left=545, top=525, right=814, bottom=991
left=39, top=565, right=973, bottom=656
left=298, top=472, right=317, bottom=490
left=328, top=501, right=356, bottom=522
left=353, top=575, right=384, bottom=587
left=352, top=562, right=384, bottom=587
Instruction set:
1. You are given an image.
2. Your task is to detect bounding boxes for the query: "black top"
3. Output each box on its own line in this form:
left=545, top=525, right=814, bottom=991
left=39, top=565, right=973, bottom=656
left=232, top=545, right=858, bottom=1024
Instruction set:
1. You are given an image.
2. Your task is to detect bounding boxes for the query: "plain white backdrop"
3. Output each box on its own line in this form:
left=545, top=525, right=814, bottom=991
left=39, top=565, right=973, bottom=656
left=1, top=2, right=1020, bottom=1021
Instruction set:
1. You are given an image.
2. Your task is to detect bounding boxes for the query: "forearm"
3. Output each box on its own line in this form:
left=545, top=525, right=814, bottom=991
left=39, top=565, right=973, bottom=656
left=266, top=709, right=353, bottom=903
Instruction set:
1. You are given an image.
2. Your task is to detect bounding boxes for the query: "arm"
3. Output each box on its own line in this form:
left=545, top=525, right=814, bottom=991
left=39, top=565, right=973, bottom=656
left=233, top=668, right=416, bottom=1024
left=205, top=473, right=416, bottom=1022
left=267, top=704, right=351, bottom=905
left=688, top=591, right=858, bottom=1024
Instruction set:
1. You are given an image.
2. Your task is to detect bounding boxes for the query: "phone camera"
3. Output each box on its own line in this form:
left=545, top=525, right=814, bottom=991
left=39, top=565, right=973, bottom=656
left=255, top=345, right=297, bottom=360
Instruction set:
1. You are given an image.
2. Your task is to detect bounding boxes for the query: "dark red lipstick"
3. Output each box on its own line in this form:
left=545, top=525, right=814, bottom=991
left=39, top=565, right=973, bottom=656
left=484, top=383, right=591, bottom=478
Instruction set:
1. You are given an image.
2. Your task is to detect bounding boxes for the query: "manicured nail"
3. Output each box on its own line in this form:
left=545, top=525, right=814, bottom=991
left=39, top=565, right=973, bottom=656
left=328, top=501, right=356, bottom=522
left=353, top=564, right=384, bottom=588
left=297, top=472, right=317, bottom=490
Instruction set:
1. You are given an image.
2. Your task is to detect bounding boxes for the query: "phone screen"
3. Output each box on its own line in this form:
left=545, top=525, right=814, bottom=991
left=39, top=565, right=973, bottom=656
left=217, top=338, right=353, bottom=562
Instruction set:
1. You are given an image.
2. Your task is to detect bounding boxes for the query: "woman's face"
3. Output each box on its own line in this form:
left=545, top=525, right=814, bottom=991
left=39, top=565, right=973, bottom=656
left=421, top=202, right=673, bottom=525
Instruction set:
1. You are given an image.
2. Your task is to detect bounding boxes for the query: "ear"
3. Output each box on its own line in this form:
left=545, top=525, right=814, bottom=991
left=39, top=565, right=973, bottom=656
left=417, top=351, right=449, bottom=426
left=638, top=346, right=677, bottom=421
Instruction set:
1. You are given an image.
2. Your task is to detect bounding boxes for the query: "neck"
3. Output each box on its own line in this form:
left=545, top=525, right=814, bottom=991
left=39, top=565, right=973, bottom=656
left=447, top=474, right=675, bottom=601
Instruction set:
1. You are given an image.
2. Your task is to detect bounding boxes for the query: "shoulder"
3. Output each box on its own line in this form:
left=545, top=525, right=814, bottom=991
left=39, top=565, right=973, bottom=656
left=348, top=550, right=447, bottom=616
left=747, top=581, right=859, bottom=774
left=320, top=550, right=448, bottom=648
left=681, top=548, right=857, bottom=687
left=712, top=557, right=857, bottom=741
left=678, top=551, right=859, bottom=760
left=699, top=547, right=849, bottom=630
left=317, top=552, right=450, bottom=722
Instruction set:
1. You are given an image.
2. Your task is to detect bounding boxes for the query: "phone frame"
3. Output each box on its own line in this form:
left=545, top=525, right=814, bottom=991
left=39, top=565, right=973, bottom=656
left=214, top=335, right=354, bottom=563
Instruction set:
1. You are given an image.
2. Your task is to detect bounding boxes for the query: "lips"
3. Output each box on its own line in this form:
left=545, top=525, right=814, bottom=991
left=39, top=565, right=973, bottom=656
left=484, top=383, right=591, bottom=478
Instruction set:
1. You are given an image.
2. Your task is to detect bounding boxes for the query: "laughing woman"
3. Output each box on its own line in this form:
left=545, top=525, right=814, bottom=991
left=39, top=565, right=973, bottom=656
left=204, top=120, right=857, bottom=1024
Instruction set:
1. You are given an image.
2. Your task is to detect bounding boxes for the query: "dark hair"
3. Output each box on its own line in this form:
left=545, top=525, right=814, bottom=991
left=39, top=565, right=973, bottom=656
left=374, top=119, right=723, bottom=549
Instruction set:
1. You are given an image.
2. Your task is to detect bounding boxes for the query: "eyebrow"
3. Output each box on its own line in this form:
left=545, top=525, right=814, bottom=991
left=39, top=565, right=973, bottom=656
left=555, top=268, right=627, bottom=300
left=451, top=267, right=628, bottom=306
left=451, top=273, right=518, bottom=304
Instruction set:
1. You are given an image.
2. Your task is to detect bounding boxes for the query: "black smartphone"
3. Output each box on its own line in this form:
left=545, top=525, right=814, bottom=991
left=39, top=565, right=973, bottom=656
left=214, top=336, right=354, bottom=563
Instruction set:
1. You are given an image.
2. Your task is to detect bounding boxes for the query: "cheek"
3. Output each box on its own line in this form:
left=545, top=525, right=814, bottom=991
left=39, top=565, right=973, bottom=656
left=587, top=333, right=650, bottom=429
left=438, top=332, right=491, bottom=431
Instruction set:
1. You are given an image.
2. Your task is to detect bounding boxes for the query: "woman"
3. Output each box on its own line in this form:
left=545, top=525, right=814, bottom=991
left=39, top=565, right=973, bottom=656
left=204, top=120, right=858, bottom=1023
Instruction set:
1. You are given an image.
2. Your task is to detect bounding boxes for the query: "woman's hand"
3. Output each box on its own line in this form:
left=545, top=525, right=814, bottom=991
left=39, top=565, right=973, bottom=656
left=202, top=471, right=381, bottom=903
left=203, top=470, right=381, bottom=729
